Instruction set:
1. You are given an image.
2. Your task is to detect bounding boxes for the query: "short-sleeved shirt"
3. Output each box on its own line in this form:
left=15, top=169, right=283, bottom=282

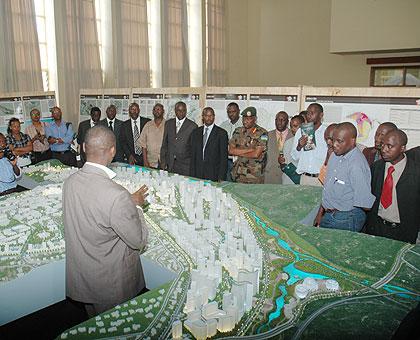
left=6, top=132, right=31, bottom=150
left=25, top=123, right=50, bottom=152
left=322, top=147, right=375, bottom=211
left=139, top=119, right=165, bottom=168
left=229, top=125, right=268, bottom=184
left=0, top=157, right=20, bottom=193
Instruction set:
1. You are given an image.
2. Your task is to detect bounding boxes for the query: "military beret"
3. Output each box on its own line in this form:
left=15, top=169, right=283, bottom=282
left=241, top=106, right=257, bottom=117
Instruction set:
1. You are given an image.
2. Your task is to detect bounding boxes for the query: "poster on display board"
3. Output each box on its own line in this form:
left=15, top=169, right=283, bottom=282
left=0, top=96, right=23, bottom=134
left=164, top=93, right=201, bottom=124
left=205, top=93, right=247, bottom=126
left=304, top=95, right=420, bottom=149
left=132, top=93, right=165, bottom=120
left=102, top=94, right=130, bottom=121
left=249, top=94, right=299, bottom=131
left=22, top=94, right=56, bottom=124
left=79, top=94, right=103, bottom=124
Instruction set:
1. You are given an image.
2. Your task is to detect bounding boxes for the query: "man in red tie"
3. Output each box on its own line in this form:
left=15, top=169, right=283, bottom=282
left=366, top=129, right=420, bottom=244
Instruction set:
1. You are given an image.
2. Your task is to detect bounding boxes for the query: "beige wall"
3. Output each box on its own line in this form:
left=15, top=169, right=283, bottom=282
left=331, top=0, right=420, bottom=53
left=225, top=0, right=419, bottom=87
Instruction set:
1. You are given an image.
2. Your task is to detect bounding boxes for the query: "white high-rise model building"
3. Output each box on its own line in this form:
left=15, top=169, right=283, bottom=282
left=171, top=320, right=182, bottom=339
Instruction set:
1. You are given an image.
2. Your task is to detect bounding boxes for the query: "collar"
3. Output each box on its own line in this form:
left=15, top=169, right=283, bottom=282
left=90, top=119, right=97, bottom=127
left=386, top=154, right=407, bottom=170
left=176, top=117, right=186, bottom=124
left=106, top=118, right=115, bottom=124
left=85, top=162, right=116, bottom=179
left=203, top=123, right=214, bottom=131
left=339, top=146, right=357, bottom=160
left=131, top=117, right=140, bottom=124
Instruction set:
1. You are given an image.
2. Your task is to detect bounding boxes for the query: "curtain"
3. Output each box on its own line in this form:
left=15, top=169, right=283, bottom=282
left=161, top=0, right=190, bottom=87
left=54, top=0, right=103, bottom=125
left=206, top=0, right=226, bottom=86
left=106, top=0, right=151, bottom=88
left=0, top=0, right=43, bottom=93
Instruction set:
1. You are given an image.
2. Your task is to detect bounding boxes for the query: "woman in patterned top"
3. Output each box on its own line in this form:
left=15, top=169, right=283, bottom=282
left=25, top=108, right=51, bottom=164
left=6, top=117, right=33, bottom=166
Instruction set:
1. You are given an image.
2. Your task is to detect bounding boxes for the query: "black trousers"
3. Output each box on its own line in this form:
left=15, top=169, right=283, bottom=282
left=32, top=149, right=52, bottom=164
left=52, top=151, right=77, bottom=167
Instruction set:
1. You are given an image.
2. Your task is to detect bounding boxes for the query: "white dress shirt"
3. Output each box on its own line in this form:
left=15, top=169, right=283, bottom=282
left=291, top=124, right=328, bottom=175
left=176, top=117, right=186, bottom=133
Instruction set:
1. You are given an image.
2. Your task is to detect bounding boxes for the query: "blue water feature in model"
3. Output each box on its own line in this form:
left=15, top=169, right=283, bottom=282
left=269, top=285, right=288, bottom=322
left=383, top=284, right=420, bottom=301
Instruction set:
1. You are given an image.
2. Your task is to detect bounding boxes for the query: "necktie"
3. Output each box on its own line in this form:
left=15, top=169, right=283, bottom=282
left=109, top=121, right=113, bottom=131
left=176, top=120, right=181, bottom=134
left=133, top=121, right=141, bottom=155
left=380, top=165, right=395, bottom=209
left=202, top=127, right=209, bottom=159
left=277, top=133, right=285, bottom=153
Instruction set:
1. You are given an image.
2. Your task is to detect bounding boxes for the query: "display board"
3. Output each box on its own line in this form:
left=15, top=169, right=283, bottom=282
left=302, top=87, right=420, bottom=149
left=249, top=93, right=299, bottom=131
left=79, top=91, right=103, bottom=125
left=205, top=92, right=248, bottom=126
left=164, top=93, right=201, bottom=123
left=0, top=95, right=23, bottom=134
left=102, top=91, right=130, bottom=121
left=132, top=92, right=165, bottom=120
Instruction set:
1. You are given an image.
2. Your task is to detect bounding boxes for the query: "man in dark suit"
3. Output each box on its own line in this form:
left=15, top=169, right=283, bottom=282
left=99, top=105, right=124, bottom=162
left=406, top=146, right=420, bottom=163
left=77, top=107, right=101, bottom=164
left=190, top=107, right=228, bottom=182
left=120, top=102, right=150, bottom=165
left=366, top=129, right=420, bottom=244
left=160, top=101, right=198, bottom=176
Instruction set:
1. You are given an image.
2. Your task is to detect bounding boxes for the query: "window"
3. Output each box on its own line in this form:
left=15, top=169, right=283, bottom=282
left=34, top=0, right=57, bottom=92
left=371, top=66, right=420, bottom=87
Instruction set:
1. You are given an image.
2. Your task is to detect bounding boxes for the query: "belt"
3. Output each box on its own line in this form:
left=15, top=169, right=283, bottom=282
left=380, top=217, right=400, bottom=228
left=325, top=208, right=338, bottom=213
left=303, top=172, right=319, bottom=178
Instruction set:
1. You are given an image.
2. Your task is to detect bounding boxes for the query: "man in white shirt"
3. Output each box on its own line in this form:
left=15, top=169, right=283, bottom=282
left=291, top=103, right=328, bottom=186
left=220, top=102, right=242, bottom=181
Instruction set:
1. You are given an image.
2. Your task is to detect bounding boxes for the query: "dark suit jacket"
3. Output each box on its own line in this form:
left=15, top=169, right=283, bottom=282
left=366, top=158, right=420, bottom=244
left=362, top=146, right=380, bottom=167
left=77, top=119, right=92, bottom=163
left=406, top=146, right=420, bottom=164
left=190, top=125, right=228, bottom=182
left=120, top=117, right=150, bottom=165
left=99, top=118, right=124, bottom=162
left=160, top=118, right=198, bottom=176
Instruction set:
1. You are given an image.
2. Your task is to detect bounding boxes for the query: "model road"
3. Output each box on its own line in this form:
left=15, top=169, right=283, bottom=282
left=371, top=244, right=413, bottom=289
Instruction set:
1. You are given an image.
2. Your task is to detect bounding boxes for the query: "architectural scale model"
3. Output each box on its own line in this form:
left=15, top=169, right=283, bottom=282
left=0, top=163, right=419, bottom=339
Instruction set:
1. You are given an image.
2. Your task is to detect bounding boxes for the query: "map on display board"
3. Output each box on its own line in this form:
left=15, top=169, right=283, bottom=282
left=0, top=96, right=23, bottom=134
left=22, top=94, right=56, bottom=124
left=164, top=94, right=201, bottom=124
left=132, top=93, right=165, bottom=120
left=249, top=94, right=299, bottom=131
left=79, top=94, right=103, bottom=124
left=205, top=93, right=248, bottom=126
left=305, top=96, right=420, bottom=149
left=103, top=94, right=130, bottom=121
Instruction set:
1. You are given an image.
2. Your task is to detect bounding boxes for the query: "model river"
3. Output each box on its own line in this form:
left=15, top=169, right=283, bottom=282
left=247, top=210, right=419, bottom=334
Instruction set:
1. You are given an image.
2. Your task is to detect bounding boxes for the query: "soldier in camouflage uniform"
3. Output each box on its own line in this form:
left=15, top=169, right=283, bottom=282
left=228, top=106, right=268, bottom=184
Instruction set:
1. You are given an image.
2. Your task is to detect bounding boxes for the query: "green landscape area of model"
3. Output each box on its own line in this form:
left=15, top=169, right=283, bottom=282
left=0, top=163, right=418, bottom=339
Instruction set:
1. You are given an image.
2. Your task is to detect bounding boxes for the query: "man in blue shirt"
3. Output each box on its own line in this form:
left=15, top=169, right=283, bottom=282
left=315, top=122, right=375, bottom=232
left=45, top=106, right=77, bottom=167
left=0, top=133, right=23, bottom=196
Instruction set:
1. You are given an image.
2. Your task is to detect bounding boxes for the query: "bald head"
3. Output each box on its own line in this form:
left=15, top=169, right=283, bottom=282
left=333, top=122, right=357, bottom=156
left=338, top=122, right=357, bottom=138
left=84, top=126, right=116, bottom=163
left=275, top=111, right=289, bottom=132
left=385, top=129, right=408, bottom=146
